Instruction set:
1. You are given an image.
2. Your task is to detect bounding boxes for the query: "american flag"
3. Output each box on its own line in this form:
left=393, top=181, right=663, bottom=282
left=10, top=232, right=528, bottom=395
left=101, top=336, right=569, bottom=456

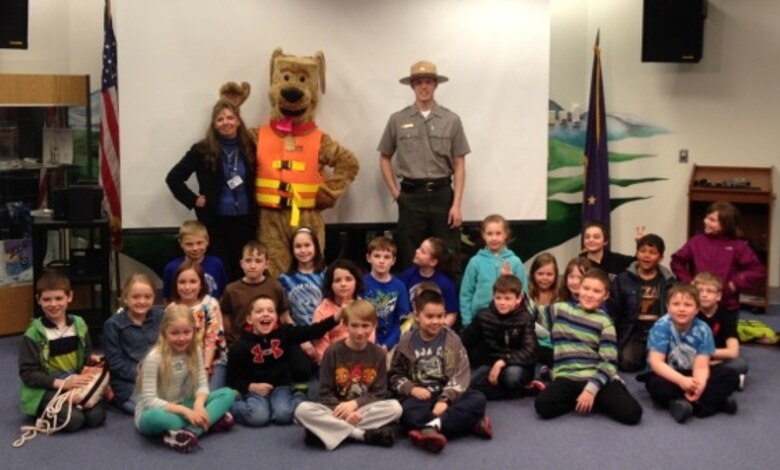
left=582, top=31, right=611, bottom=232
left=99, top=0, right=121, bottom=248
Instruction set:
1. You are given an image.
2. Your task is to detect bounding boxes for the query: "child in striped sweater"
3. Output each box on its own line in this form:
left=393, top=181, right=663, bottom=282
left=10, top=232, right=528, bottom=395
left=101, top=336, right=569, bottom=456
left=534, top=268, right=642, bottom=425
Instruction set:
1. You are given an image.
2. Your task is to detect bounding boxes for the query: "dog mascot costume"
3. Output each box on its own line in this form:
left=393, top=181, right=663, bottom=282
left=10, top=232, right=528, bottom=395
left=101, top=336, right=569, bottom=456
left=256, top=48, right=359, bottom=276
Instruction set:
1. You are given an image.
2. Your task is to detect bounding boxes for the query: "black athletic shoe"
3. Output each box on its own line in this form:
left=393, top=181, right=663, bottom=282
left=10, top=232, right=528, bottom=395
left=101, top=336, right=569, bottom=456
left=669, top=399, right=693, bottom=424
left=722, top=396, right=738, bottom=415
left=364, top=425, right=395, bottom=447
left=303, top=429, right=325, bottom=448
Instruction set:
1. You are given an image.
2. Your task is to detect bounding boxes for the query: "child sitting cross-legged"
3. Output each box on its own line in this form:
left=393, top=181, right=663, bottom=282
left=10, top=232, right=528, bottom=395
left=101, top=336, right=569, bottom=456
left=227, top=294, right=342, bottom=427
left=134, top=305, right=235, bottom=453
left=294, top=300, right=402, bottom=451
left=461, top=275, right=542, bottom=400
left=644, top=284, right=740, bottom=423
left=535, top=269, right=642, bottom=425
left=19, top=270, right=107, bottom=433
left=389, top=290, right=491, bottom=454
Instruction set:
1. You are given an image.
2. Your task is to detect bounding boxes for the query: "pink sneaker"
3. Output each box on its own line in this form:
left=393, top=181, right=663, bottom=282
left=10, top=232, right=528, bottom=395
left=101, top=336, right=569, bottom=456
left=524, top=380, right=546, bottom=397
left=210, top=412, right=235, bottom=433
left=161, top=429, right=199, bottom=453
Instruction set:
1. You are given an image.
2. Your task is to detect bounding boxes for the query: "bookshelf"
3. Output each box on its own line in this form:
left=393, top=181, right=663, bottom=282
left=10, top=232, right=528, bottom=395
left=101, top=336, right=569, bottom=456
left=0, top=74, right=91, bottom=335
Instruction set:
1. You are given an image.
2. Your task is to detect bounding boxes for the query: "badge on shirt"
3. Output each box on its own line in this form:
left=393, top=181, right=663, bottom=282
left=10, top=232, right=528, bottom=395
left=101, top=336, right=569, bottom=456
left=402, top=123, right=415, bottom=129
left=227, top=175, right=244, bottom=189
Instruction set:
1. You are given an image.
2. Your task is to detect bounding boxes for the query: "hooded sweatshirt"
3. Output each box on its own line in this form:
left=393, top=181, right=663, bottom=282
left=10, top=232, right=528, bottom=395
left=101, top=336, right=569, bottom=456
left=460, top=247, right=528, bottom=326
left=670, top=233, right=766, bottom=311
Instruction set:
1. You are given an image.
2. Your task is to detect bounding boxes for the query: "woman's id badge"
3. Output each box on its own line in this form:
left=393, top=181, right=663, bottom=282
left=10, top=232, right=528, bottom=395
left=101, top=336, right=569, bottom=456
left=227, top=175, right=243, bottom=189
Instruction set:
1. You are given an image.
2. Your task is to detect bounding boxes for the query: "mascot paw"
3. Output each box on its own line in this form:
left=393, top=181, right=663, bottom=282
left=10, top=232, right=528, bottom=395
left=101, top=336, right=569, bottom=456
left=315, top=187, right=337, bottom=209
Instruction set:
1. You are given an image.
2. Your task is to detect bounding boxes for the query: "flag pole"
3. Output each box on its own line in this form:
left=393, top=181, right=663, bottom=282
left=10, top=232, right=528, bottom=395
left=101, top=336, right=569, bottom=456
left=99, top=0, right=122, bottom=308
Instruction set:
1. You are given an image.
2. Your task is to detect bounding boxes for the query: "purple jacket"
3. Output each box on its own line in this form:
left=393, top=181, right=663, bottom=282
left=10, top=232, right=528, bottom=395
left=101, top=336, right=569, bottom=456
left=670, top=233, right=766, bottom=311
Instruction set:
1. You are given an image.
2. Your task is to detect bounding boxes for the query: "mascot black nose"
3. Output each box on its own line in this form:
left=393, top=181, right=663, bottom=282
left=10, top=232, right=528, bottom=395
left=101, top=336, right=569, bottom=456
left=281, top=88, right=304, bottom=103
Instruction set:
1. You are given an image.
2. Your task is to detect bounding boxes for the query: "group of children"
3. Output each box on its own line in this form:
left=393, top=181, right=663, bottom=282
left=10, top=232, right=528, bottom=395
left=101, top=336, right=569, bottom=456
left=18, top=201, right=766, bottom=453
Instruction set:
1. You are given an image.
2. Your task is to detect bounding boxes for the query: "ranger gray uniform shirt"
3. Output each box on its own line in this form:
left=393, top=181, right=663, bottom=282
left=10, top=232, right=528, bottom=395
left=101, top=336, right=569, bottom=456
left=377, top=103, right=470, bottom=179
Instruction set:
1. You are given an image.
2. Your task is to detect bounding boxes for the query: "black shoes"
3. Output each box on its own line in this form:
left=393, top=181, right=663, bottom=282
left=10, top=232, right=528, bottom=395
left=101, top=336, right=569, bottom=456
left=364, top=425, right=395, bottom=447
left=669, top=399, right=694, bottom=424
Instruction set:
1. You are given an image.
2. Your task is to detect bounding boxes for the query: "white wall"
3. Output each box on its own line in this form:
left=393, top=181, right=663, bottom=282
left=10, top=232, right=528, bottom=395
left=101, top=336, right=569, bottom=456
left=547, top=0, right=780, bottom=290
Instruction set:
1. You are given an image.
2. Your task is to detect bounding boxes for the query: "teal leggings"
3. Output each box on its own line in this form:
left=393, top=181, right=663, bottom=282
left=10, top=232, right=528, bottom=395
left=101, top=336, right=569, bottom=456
left=137, top=387, right=236, bottom=436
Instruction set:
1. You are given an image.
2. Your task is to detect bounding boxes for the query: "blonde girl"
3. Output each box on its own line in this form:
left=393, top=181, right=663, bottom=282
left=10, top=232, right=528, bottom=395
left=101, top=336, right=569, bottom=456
left=134, top=305, right=235, bottom=453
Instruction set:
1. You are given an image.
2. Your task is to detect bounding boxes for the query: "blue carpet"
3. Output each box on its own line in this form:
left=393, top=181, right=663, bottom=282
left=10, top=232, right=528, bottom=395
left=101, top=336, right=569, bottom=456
left=2, top=309, right=778, bottom=470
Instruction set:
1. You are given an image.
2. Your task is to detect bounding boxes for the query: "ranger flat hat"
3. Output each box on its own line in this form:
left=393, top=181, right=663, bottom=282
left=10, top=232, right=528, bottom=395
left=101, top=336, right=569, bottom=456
left=399, top=60, right=449, bottom=85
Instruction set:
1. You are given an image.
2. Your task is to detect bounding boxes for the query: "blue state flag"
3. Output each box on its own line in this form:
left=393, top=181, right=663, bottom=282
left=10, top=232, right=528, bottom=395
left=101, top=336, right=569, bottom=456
left=582, top=31, right=610, bottom=231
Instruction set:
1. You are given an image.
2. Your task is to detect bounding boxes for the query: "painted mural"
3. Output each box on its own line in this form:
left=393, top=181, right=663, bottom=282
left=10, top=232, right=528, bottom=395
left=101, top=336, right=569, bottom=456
left=505, top=100, right=668, bottom=261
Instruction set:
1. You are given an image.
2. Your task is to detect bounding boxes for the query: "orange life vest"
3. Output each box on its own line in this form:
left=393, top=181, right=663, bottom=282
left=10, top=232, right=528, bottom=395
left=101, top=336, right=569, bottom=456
left=256, top=125, right=323, bottom=226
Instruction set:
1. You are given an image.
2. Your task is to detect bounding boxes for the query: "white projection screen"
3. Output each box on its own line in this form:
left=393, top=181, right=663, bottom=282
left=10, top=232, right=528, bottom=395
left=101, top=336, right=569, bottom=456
left=117, top=0, right=549, bottom=229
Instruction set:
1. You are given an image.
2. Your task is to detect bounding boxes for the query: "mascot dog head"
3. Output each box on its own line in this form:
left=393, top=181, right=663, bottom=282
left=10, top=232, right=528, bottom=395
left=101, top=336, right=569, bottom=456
left=268, top=48, right=326, bottom=124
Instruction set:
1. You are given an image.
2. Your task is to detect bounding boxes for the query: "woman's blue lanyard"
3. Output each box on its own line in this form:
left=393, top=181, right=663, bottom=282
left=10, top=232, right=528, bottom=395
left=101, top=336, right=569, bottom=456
left=224, top=149, right=238, bottom=177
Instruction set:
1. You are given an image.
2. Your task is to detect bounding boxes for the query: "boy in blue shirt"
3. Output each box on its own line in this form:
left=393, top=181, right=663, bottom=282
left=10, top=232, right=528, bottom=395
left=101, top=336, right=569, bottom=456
left=162, top=220, right=228, bottom=303
left=362, top=236, right=411, bottom=349
left=645, top=284, right=739, bottom=423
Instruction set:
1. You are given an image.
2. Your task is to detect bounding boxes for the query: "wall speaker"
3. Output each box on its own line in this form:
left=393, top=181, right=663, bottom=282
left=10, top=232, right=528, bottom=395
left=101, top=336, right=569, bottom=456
left=642, top=0, right=707, bottom=63
left=0, top=0, right=29, bottom=49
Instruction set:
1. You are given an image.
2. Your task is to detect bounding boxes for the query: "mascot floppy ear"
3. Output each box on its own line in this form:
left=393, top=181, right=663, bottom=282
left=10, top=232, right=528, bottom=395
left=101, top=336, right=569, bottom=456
left=315, top=51, right=326, bottom=94
left=219, top=81, right=251, bottom=106
left=269, top=47, right=284, bottom=85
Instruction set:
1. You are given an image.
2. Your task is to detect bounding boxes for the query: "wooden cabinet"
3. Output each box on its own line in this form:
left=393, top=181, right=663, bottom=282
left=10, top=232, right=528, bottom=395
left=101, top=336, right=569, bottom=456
left=687, top=165, right=774, bottom=311
left=0, top=283, right=33, bottom=336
